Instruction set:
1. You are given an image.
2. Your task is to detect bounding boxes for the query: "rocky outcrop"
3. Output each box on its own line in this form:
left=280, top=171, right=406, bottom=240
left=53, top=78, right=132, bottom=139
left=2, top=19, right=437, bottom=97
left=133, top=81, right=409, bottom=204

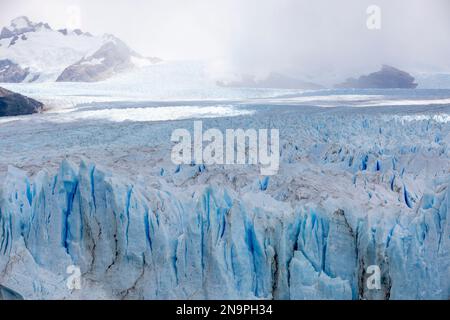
left=218, top=72, right=323, bottom=90
left=0, top=27, right=14, bottom=40
left=0, top=16, right=50, bottom=41
left=336, top=65, right=418, bottom=89
left=0, top=86, right=43, bottom=117
left=0, top=59, right=29, bottom=82
left=56, top=37, right=136, bottom=82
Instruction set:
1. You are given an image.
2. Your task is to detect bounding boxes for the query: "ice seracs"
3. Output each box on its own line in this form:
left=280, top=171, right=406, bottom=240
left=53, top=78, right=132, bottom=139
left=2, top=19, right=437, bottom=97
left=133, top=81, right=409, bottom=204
left=0, top=98, right=448, bottom=299
left=0, top=285, right=24, bottom=300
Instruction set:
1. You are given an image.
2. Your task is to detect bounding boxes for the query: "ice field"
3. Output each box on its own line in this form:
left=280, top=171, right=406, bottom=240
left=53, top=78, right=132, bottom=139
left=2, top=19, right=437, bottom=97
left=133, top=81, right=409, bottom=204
left=0, top=62, right=449, bottom=299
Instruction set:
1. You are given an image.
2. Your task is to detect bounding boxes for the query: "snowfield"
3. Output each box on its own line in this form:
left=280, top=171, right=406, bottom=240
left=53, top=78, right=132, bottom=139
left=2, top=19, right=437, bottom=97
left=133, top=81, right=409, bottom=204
left=0, top=25, right=106, bottom=81
left=0, top=17, right=161, bottom=83
left=0, top=64, right=449, bottom=299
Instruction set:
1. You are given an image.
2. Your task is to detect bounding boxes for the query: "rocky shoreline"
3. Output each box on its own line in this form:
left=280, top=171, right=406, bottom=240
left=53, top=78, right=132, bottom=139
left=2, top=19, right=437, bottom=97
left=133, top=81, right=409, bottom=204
left=0, top=86, right=43, bottom=117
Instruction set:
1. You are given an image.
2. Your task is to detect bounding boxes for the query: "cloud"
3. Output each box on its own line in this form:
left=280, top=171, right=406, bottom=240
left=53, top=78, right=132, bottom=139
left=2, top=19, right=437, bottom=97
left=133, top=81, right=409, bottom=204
left=1, top=0, right=449, bottom=84
left=220, top=0, right=450, bottom=83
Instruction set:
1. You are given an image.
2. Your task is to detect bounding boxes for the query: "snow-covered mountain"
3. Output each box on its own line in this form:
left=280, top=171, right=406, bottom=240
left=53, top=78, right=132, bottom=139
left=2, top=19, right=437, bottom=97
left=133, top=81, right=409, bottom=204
left=56, top=35, right=160, bottom=82
left=0, top=87, right=448, bottom=299
left=0, top=16, right=160, bottom=83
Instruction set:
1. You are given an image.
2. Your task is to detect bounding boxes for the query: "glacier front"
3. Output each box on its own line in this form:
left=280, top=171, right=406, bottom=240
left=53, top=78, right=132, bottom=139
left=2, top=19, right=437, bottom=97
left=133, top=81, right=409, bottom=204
left=0, top=90, right=448, bottom=299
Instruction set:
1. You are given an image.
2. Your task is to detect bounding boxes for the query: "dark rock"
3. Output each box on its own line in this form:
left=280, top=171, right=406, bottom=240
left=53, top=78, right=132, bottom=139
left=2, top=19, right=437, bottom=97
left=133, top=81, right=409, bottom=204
left=0, top=16, right=53, bottom=41
left=73, top=29, right=83, bottom=36
left=58, top=28, right=68, bottom=36
left=0, top=86, right=43, bottom=117
left=0, top=27, right=14, bottom=40
left=35, top=22, right=51, bottom=30
left=218, top=72, right=323, bottom=90
left=0, top=285, right=24, bottom=300
left=336, top=65, right=418, bottom=89
left=0, top=59, right=29, bottom=82
left=58, top=28, right=92, bottom=37
left=56, top=37, right=135, bottom=82
left=9, top=35, right=19, bottom=47
left=10, top=16, right=35, bottom=34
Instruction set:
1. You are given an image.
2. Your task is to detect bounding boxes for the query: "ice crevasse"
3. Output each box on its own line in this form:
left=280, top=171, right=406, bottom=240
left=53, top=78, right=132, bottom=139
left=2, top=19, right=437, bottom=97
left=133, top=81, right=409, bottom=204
left=0, top=160, right=448, bottom=300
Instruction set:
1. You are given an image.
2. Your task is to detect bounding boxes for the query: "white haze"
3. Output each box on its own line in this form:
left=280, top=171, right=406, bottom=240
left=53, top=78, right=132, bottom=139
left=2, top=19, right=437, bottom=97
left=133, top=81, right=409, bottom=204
left=1, top=0, right=449, bottom=85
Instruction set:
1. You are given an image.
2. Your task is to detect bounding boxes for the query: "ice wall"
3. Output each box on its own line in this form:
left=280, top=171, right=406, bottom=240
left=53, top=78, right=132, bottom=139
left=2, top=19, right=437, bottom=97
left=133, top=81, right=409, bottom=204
left=0, top=160, right=448, bottom=299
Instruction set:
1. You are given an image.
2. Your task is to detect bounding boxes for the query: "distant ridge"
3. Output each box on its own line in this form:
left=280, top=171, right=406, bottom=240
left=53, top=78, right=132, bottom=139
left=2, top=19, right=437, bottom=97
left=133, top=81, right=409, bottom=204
left=0, top=86, right=43, bottom=117
left=0, top=16, right=161, bottom=83
left=336, top=65, right=418, bottom=89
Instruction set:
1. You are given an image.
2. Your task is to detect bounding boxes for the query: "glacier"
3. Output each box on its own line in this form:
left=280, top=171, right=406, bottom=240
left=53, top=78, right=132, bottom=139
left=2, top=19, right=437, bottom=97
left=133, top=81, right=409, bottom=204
left=0, top=86, right=449, bottom=299
left=0, top=157, right=448, bottom=300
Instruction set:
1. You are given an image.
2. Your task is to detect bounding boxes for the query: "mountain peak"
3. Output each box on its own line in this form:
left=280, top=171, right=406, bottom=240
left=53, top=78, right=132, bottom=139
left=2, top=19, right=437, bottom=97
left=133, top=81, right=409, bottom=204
left=335, top=65, right=418, bottom=89
left=10, top=16, right=33, bottom=30
left=0, top=16, right=52, bottom=40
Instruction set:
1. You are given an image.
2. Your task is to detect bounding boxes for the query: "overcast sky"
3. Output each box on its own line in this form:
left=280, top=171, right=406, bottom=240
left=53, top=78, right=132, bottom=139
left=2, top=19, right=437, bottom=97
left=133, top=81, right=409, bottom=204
left=1, top=0, right=450, bottom=83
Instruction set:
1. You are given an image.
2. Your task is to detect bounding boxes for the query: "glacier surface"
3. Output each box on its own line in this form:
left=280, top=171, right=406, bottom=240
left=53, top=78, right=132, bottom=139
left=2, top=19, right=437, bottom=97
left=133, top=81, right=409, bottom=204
left=0, top=76, right=449, bottom=299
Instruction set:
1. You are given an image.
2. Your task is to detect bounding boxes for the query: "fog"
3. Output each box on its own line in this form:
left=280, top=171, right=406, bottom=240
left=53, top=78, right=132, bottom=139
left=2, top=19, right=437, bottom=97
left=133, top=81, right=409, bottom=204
left=1, top=0, right=449, bottom=84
